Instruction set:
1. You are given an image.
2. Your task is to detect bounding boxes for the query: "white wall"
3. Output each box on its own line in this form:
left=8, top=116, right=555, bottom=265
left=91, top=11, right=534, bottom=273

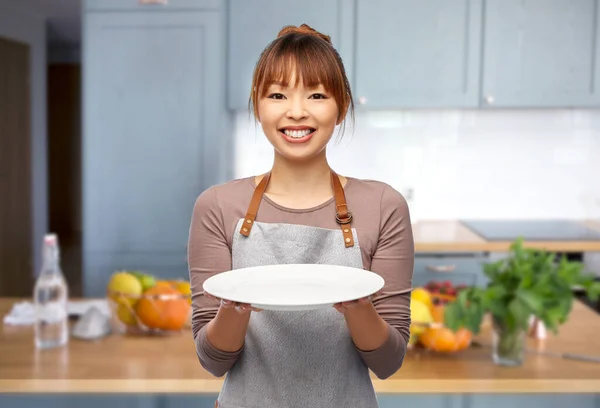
left=234, top=109, right=600, bottom=222
left=0, top=3, right=47, bottom=277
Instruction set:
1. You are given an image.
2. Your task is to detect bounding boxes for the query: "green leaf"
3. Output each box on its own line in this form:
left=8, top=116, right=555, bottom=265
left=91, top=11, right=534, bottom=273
left=482, top=260, right=504, bottom=281
left=456, top=288, right=469, bottom=308
left=443, top=302, right=461, bottom=331
left=542, top=307, right=564, bottom=334
left=508, top=298, right=530, bottom=331
left=584, top=282, right=600, bottom=302
left=516, top=289, right=544, bottom=315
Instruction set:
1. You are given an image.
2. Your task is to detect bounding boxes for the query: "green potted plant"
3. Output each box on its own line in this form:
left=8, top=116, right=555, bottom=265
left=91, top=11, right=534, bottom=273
left=444, top=237, right=600, bottom=366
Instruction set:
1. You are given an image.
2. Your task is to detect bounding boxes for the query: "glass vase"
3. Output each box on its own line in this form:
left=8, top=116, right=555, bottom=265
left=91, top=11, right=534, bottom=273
left=492, top=317, right=527, bottom=366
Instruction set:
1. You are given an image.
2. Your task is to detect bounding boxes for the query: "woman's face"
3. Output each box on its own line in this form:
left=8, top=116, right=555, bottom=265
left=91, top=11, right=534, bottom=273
left=257, top=73, right=340, bottom=163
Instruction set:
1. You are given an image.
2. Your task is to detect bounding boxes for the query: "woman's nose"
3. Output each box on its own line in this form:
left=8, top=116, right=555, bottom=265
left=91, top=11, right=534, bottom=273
left=286, top=98, right=308, bottom=120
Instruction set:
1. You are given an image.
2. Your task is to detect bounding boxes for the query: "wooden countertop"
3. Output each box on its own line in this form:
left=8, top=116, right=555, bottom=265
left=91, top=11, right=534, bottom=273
left=1, top=298, right=600, bottom=394
left=413, top=219, right=600, bottom=252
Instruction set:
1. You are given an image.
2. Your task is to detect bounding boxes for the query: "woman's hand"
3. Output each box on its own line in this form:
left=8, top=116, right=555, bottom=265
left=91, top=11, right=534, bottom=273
left=334, top=289, right=383, bottom=314
left=205, top=292, right=262, bottom=314
left=333, top=296, right=372, bottom=314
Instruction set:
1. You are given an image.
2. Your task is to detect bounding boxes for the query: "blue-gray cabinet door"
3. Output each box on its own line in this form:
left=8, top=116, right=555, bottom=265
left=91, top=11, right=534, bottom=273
left=83, top=11, right=225, bottom=256
left=84, top=0, right=221, bottom=11
left=466, top=395, right=600, bottom=408
left=226, top=0, right=354, bottom=110
left=354, top=0, right=483, bottom=109
left=0, top=395, right=158, bottom=408
left=481, top=0, right=600, bottom=108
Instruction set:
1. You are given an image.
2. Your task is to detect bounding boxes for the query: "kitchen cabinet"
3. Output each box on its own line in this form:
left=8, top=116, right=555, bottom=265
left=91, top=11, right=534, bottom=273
left=225, top=0, right=600, bottom=109
left=226, top=0, right=354, bottom=110
left=85, top=0, right=221, bottom=10
left=0, top=396, right=157, bottom=408
left=481, top=0, right=600, bottom=108
left=82, top=6, right=230, bottom=295
left=353, top=0, right=483, bottom=109
left=466, top=395, right=600, bottom=408
left=413, top=252, right=489, bottom=289
left=377, top=395, right=464, bottom=408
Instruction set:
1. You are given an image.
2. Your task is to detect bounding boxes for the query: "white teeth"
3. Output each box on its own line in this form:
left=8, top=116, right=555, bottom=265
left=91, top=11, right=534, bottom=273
left=283, top=129, right=312, bottom=138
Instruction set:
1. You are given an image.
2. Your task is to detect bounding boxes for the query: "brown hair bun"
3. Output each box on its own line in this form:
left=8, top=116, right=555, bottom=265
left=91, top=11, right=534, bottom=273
left=277, top=23, right=332, bottom=44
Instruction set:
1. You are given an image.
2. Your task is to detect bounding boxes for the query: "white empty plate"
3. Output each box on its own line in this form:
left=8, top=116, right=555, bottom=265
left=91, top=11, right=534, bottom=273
left=203, top=264, right=385, bottom=311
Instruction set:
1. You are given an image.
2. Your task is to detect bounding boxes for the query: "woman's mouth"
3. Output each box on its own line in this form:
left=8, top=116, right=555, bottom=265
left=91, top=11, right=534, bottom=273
left=279, top=127, right=316, bottom=144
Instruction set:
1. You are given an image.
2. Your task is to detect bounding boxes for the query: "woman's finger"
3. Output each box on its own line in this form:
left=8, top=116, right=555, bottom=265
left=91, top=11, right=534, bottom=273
left=220, top=299, right=234, bottom=308
left=230, top=303, right=261, bottom=314
left=334, top=303, right=346, bottom=313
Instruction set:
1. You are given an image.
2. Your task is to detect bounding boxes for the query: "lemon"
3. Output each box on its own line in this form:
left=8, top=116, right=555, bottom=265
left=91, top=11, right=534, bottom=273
left=116, top=303, right=138, bottom=326
left=107, top=271, right=143, bottom=307
left=411, top=287, right=433, bottom=311
left=410, top=299, right=434, bottom=337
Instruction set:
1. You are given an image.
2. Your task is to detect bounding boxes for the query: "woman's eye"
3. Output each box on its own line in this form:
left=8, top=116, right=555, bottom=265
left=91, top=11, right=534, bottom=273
left=268, top=93, right=285, bottom=100
left=309, top=93, right=327, bottom=100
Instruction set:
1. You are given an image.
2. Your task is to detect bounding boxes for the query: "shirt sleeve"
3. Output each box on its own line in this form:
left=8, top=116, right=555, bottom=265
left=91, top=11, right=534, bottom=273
left=355, top=184, right=414, bottom=379
left=188, top=186, right=242, bottom=377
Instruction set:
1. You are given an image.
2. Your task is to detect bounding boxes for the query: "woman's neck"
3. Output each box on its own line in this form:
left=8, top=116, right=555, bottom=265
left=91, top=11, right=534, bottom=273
left=257, top=151, right=344, bottom=209
left=268, top=152, right=332, bottom=195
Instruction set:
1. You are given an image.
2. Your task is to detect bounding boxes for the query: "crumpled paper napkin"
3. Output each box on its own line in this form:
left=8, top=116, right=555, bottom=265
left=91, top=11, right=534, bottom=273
left=3, top=301, right=36, bottom=325
left=3, top=300, right=110, bottom=326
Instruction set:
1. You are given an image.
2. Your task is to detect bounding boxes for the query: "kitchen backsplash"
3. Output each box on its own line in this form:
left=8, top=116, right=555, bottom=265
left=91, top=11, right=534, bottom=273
left=233, top=109, right=600, bottom=221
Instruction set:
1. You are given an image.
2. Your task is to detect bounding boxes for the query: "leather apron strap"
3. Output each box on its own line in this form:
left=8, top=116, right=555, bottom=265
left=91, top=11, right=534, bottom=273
left=239, top=171, right=271, bottom=237
left=330, top=170, right=354, bottom=247
left=239, top=170, right=354, bottom=247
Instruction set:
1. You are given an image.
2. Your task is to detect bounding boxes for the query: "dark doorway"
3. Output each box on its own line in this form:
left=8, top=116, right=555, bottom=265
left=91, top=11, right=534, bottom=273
left=47, top=63, right=82, bottom=297
left=0, top=36, right=33, bottom=297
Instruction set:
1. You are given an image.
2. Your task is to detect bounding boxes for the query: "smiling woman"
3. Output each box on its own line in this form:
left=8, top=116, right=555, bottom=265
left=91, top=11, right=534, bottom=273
left=187, top=23, right=415, bottom=408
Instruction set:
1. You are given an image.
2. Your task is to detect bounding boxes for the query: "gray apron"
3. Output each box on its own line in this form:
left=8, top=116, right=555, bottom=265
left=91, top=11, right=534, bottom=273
left=216, top=171, right=379, bottom=408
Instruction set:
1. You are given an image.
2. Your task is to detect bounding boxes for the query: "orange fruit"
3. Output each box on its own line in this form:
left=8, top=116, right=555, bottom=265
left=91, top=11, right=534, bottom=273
left=135, top=285, right=190, bottom=331
left=154, top=280, right=175, bottom=289
left=419, top=327, right=456, bottom=352
left=431, top=304, right=446, bottom=323
left=419, top=326, right=472, bottom=352
left=454, top=328, right=473, bottom=350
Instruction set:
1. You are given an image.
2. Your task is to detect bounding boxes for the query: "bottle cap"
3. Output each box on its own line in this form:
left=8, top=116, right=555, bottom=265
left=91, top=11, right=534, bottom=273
left=44, top=233, right=58, bottom=245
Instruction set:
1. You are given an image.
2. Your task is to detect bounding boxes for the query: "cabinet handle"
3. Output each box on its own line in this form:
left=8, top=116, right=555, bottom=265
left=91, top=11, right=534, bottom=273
left=357, top=96, right=367, bottom=105
left=426, top=264, right=456, bottom=273
left=485, top=95, right=495, bottom=105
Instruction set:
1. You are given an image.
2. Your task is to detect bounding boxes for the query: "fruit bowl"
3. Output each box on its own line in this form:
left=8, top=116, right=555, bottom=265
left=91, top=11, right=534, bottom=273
left=106, top=271, right=192, bottom=336
left=409, top=283, right=473, bottom=353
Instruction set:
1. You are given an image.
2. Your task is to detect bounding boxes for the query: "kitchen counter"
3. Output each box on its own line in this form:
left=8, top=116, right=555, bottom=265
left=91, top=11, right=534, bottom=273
left=1, top=298, right=599, bottom=394
left=413, top=219, right=600, bottom=252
